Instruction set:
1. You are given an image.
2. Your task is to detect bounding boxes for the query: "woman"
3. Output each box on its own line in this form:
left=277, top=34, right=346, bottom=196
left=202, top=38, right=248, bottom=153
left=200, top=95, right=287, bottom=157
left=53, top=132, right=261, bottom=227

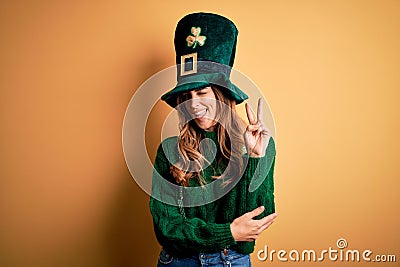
left=150, top=13, right=277, bottom=266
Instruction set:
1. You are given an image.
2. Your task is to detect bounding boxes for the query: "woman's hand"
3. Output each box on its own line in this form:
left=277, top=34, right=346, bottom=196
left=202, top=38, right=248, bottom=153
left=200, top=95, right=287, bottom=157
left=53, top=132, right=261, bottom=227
left=230, top=206, right=278, bottom=242
left=244, top=98, right=271, bottom=158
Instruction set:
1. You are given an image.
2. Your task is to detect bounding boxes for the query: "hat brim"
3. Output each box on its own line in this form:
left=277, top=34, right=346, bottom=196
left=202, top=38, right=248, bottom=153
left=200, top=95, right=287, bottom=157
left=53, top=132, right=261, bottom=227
left=161, top=73, right=248, bottom=108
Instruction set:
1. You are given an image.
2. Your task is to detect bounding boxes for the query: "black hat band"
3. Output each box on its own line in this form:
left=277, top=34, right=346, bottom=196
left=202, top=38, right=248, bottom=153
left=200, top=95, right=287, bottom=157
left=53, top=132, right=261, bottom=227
left=178, top=55, right=231, bottom=82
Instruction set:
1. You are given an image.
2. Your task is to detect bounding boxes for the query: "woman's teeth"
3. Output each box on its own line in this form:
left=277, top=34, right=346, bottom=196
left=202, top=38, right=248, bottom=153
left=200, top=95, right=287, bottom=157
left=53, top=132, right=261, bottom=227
left=194, top=109, right=207, bottom=118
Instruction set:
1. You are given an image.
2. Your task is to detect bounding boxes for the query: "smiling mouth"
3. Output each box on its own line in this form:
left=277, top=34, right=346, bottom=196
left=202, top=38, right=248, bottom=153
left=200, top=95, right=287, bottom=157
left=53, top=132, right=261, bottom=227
left=193, top=109, right=207, bottom=119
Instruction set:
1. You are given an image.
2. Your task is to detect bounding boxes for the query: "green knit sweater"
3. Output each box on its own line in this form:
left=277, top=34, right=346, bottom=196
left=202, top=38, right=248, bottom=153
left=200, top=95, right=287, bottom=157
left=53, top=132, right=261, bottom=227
left=150, top=130, right=276, bottom=257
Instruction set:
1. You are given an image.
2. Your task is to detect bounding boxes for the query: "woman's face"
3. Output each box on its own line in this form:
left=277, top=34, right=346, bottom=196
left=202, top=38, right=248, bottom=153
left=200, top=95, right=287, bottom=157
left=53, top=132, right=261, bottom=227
left=182, top=86, right=217, bottom=131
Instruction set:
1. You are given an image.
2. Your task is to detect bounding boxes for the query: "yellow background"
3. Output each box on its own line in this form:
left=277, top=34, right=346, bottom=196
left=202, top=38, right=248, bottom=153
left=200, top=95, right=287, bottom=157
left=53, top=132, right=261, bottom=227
left=1, top=1, right=399, bottom=266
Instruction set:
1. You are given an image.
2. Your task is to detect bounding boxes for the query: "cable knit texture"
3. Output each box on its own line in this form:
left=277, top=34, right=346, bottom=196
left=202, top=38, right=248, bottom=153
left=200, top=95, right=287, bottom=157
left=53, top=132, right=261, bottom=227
left=150, top=130, right=276, bottom=257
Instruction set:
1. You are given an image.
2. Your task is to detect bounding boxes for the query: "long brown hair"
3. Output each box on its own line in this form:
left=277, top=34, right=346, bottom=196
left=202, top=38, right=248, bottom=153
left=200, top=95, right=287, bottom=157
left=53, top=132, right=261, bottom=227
left=171, top=85, right=246, bottom=186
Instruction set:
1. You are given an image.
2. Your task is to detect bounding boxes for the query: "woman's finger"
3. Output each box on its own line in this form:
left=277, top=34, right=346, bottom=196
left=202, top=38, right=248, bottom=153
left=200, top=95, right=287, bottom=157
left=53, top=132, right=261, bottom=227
left=257, top=98, right=264, bottom=122
left=257, top=124, right=271, bottom=137
left=260, top=128, right=270, bottom=136
left=246, top=124, right=261, bottom=132
left=245, top=102, right=257, bottom=125
left=258, top=220, right=275, bottom=234
left=256, top=125, right=265, bottom=136
left=258, top=213, right=278, bottom=226
left=245, top=206, right=265, bottom=219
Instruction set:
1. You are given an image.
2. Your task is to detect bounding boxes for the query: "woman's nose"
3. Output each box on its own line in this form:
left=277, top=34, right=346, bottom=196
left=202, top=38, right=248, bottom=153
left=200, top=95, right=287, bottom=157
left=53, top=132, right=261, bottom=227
left=190, top=97, right=200, bottom=108
left=188, top=92, right=200, bottom=107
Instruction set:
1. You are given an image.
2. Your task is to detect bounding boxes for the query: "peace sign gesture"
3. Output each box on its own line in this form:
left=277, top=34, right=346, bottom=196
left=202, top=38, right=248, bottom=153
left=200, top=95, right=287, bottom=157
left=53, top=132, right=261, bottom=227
left=244, top=98, right=271, bottom=158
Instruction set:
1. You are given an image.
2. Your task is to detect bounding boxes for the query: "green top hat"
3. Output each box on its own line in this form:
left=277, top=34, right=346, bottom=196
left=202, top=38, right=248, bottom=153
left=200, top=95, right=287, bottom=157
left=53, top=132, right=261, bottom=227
left=161, top=12, right=248, bottom=107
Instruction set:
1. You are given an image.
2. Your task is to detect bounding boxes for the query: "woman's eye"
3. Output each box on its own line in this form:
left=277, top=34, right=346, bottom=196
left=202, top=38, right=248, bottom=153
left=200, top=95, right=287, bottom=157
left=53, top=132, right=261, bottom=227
left=197, top=90, right=208, bottom=95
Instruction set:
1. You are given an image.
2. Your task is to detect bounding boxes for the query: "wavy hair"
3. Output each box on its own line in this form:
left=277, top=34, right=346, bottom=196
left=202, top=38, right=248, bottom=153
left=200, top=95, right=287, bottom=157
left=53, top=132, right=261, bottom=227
left=170, top=85, right=246, bottom=186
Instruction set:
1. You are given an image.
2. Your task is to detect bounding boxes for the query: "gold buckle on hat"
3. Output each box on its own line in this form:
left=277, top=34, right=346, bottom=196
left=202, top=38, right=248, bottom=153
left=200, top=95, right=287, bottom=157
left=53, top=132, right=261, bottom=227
left=180, top=52, right=197, bottom=76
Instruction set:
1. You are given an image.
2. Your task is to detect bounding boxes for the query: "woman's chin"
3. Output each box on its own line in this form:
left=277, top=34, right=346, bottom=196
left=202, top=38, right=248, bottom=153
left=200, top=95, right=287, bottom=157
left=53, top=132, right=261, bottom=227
left=194, top=118, right=216, bottom=131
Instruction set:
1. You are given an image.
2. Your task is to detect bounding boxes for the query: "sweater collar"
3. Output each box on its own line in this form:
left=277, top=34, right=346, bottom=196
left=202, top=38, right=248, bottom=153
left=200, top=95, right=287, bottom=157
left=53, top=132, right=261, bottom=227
left=202, top=129, right=218, bottom=140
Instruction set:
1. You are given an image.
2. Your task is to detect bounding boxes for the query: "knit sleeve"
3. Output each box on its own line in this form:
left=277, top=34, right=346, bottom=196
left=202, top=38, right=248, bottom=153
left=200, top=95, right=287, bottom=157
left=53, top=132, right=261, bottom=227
left=242, top=137, right=276, bottom=219
left=149, top=139, right=236, bottom=254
